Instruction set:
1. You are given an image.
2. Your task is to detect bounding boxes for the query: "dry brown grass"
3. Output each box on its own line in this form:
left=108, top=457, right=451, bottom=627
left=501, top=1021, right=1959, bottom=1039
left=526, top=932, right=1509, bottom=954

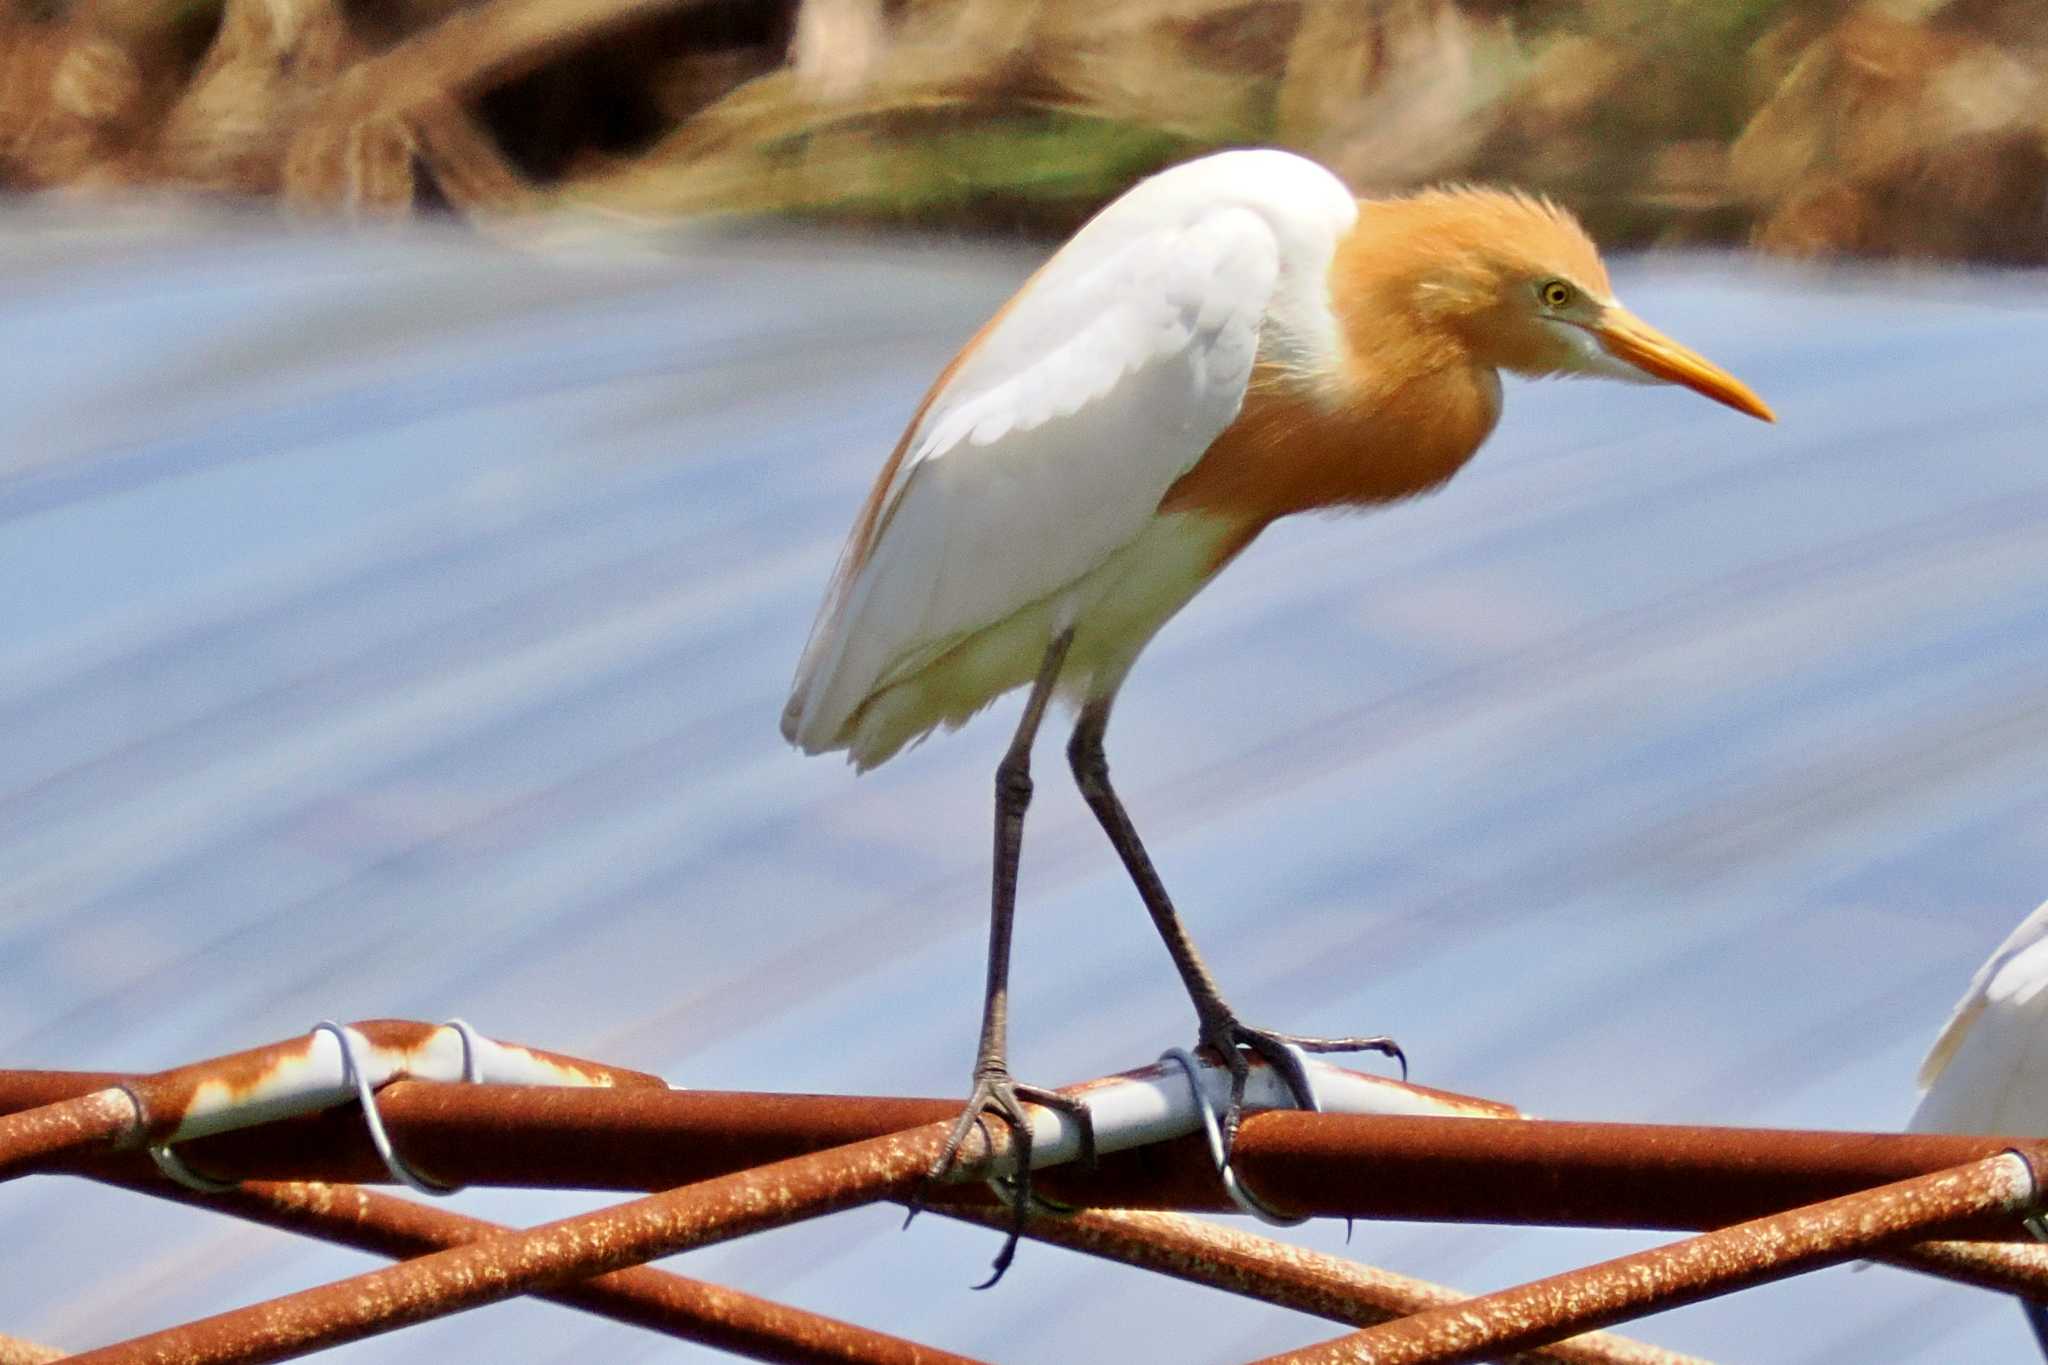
left=4, top=0, right=2046, bottom=260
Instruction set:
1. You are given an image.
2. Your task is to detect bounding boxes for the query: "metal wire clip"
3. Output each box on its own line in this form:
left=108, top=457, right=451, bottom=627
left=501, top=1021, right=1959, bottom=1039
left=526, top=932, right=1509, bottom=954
left=1158, top=1046, right=1310, bottom=1228
left=151, top=1019, right=487, bottom=1196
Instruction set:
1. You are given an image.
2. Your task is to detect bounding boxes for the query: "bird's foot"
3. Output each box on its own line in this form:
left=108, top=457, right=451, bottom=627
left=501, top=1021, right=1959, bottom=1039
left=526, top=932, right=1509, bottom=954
left=911, top=1066, right=1096, bottom=1289
left=1198, top=1015, right=1405, bottom=1149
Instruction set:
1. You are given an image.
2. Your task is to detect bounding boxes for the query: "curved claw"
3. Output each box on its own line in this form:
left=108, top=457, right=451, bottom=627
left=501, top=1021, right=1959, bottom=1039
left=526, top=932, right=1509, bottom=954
left=1200, top=1017, right=1407, bottom=1147
left=1267, top=1029, right=1407, bottom=1081
left=912, top=1072, right=1094, bottom=1288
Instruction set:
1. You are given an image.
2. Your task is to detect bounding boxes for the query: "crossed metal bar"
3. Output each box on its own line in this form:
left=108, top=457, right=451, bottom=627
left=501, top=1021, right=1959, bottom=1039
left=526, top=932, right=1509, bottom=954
left=3, top=1022, right=2044, bottom=1363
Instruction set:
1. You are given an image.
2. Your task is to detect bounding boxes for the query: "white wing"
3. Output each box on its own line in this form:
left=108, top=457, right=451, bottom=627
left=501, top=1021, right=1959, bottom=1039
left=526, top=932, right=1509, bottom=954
left=783, top=150, right=1357, bottom=756
left=1909, top=899, right=2048, bottom=1133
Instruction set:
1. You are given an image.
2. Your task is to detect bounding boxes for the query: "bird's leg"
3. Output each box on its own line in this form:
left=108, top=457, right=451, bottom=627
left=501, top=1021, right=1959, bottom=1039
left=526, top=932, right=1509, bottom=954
left=2022, top=1301, right=2048, bottom=1359
left=1066, top=699, right=1403, bottom=1146
left=924, top=628, right=1096, bottom=1288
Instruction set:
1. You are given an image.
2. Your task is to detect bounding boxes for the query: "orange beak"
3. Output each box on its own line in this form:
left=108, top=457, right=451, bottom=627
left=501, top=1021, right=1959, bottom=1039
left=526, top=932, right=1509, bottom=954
left=1594, top=308, right=1776, bottom=423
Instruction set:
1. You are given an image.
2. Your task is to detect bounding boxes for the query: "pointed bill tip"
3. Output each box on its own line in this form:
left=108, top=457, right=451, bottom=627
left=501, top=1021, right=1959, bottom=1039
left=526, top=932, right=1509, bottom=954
left=1596, top=309, right=1776, bottom=423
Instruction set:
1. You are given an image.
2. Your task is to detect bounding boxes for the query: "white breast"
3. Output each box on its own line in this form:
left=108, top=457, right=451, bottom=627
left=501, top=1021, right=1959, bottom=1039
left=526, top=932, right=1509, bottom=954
left=839, top=511, right=1248, bottom=770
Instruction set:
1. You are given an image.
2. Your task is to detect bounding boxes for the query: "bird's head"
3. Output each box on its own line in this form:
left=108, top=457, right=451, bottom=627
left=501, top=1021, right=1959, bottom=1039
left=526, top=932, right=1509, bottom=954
left=1343, top=187, right=1774, bottom=422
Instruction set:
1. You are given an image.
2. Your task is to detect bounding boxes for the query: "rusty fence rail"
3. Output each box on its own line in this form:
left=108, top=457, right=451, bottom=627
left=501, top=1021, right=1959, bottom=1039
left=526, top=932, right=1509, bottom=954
left=11, top=1068, right=2045, bottom=1233
left=4, top=1022, right=2044, bottom=1364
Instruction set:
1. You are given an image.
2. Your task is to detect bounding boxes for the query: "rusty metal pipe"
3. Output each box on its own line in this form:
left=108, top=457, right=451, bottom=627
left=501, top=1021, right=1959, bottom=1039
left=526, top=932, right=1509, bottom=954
left=19, top=1072, right=2044, bottom=1239
left=941, top=1204, right=1704, bottom=1365
left=0, top=1071, right=123, bottom=1110
left=102, top=1091, right=2048, bottom=1239
left=1248, top=1151, right=2045, bottom=1365
left=0, top=1026, right=664, bottom=1176
left=68, top=1117, right=991, bottom=1364
left=1227, top=1111, right=2045, bottom=1237
left=122, top=1021, right=665, bottom=1145
left=1883, top=1239, right=2048, bottom=1300
left=12, top=1047, right=1490, bottom=1186
left=19, top=1069, right=2048, bottom=1246
left=153, top=1083, right=962, bottom=1192
left=0, top=1088, right=140, bottom=1180
left=9, top=1056, right=1503, bottom=1201
left=107, top=1175, right=985, bottom=1365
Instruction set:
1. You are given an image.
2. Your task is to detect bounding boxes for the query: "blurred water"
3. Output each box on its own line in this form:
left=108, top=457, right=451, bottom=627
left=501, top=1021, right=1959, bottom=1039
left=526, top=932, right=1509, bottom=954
left=2, top=205, right=2046, bottom=1362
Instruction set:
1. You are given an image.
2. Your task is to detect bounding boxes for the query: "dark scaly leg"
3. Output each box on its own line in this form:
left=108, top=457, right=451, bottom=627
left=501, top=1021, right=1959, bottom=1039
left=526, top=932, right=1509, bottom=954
left=924, top=628, right=1096, bottom=1287
left=1066, top=697, right=1403, bottom=1146
left=2022, top=1300, right=2048, bottom=1360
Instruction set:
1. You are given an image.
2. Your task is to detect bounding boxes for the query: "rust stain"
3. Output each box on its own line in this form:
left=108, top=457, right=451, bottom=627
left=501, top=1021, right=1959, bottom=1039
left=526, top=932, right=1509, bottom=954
left=1885, top=1236, right=2048, bottom=1299
left=131, top=1032, right=329, bottom=1134
left=1244, top=1151, right=2039, bottom=1365
left=0, top=1087, right=140, bottom=1175
left=116, top=1021, right=665, bottom=1141
left=945, top=1203, right=1703, bottom=1365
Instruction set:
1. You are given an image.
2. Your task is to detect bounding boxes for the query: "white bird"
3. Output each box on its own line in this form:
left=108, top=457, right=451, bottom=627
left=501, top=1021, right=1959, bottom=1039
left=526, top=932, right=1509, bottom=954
left=1910, top=899, right=2048, bottom=1351
left=783, top=148, right=1772, bottom=1274
left=1912, top=900, right=2048, bottom=1134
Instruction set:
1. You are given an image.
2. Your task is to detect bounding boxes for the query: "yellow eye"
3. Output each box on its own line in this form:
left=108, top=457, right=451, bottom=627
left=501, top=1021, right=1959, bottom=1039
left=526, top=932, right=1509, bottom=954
left=1539, top=279, right=1575, bottom=309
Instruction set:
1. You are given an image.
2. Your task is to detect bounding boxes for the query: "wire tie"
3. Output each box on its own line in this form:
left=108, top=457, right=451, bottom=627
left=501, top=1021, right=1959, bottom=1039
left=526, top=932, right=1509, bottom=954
left=985, top=1165, right=1083, bottom=1217
left=121, top=1076, right=239, bottom=1194
left=442, top=1017, right=485, bottom=1084
left=148, top=1142, right=241, bottom=1193
left=313, top=1020, right=460, bottom=1196
left=1158, top=1047, right=1308, bottom=1228
left=2009, top=1145, right=2048, bottom=1242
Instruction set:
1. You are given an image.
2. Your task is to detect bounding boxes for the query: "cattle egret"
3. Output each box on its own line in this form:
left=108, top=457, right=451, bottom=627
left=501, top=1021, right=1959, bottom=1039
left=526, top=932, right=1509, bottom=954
left=784, top=148, right=1773, bottom=1273
left=1909, top=900, right=2048, bottom=1348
